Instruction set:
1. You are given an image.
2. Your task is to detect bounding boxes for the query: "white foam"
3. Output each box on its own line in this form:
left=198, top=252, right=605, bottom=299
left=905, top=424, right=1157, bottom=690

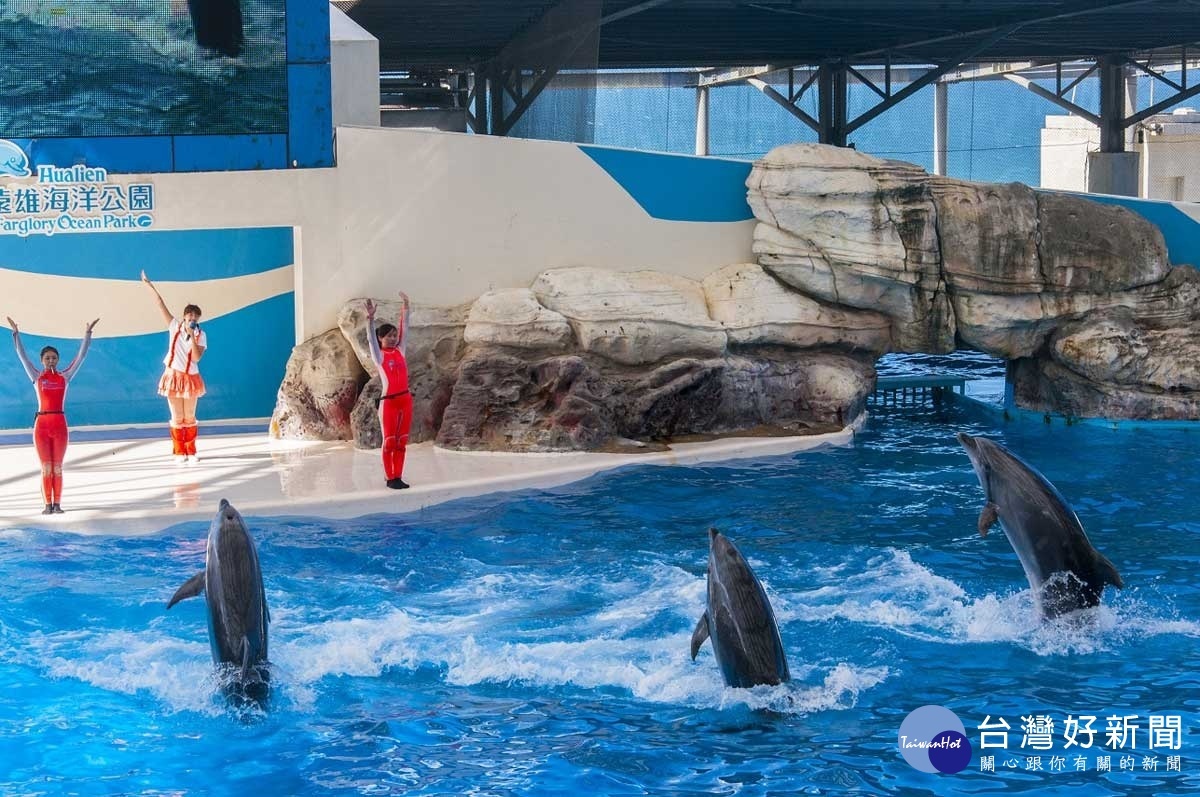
left=787, top=548, right=1200, bottom=656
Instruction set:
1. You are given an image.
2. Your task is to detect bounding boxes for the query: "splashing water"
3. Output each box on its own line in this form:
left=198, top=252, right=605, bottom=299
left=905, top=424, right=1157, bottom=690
left=1, top=400, right=1198, bottom=794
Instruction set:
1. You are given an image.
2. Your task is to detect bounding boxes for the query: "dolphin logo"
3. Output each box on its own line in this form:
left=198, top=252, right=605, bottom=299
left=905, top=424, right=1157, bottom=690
left=167, top=499, right=271, bottom=705
left=690, top=528, right=790, bottom=688
left=0, top=140, right=31, bottom=178
left=957, top=432, right=1123, bottom=618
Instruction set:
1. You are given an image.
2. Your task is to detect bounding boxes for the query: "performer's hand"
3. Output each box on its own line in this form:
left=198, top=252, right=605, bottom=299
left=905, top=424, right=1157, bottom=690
left=5, top=316, right=16, bottom=332
left=86, top=318, right=100, bottom=333
left=398, top=291, right=410, bottom=307
left=140, top=269, right=152, bottom=285
left=365, top=298, right=376, bottom=318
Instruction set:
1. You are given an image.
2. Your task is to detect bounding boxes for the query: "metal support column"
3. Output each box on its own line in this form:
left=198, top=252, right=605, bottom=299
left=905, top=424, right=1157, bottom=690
left=695, top=85, right=709, bottom=156
left=933, top=82, right=948, bottom=175
left=488, top=70, right=505, bottom=136
left=471, top=69, right=488, bottom=134
left=1098, top=55, right=1126, bottom=153
left=818, top=62, right=848, bottom=146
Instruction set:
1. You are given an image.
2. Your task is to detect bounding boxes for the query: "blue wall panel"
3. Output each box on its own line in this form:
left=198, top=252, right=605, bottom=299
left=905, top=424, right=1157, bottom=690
left=0, top=226, right=295, bottom=429
left=288, top=64, right=334, bottom=168
left=288, top=0, right=332, bottom=62
left=173, top=135, right=288, bottom=172
left=23, top=137, right=174, bottom=175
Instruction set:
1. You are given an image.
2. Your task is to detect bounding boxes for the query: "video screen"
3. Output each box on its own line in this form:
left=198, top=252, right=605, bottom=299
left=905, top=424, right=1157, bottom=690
left=0, top=0, right=287, bottom=137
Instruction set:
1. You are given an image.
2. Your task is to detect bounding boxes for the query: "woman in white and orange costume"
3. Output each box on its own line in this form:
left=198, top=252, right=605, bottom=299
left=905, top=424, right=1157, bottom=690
left=141, top=270, right=207, bottom=464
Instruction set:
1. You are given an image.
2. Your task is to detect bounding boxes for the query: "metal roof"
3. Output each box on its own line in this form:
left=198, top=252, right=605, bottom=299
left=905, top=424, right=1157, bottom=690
left=340, top=0, right=1200, bottom=72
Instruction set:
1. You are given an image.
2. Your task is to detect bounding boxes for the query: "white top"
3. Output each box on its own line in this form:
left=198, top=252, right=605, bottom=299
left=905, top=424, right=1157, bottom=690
left=163, top=318, right=207, bottom=374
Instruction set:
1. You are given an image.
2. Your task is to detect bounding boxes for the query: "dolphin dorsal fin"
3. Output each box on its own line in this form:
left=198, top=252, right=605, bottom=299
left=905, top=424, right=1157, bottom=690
left=1095, top=551, right=1124, bottom=589
left=690, top=612, right=710, bottom=660
left=166, top=571, right=205, bottom=609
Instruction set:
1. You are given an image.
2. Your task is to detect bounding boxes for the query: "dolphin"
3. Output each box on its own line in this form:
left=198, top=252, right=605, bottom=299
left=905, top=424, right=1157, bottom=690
left=0, top=139, right=31, bottom=178
left=187, top=0, right=244, bottom=58
left=957, top=432, right=1123, bottom=618
left=167, top=498, right=270, bottom=704
left=690, top=528, right=790, bottom=688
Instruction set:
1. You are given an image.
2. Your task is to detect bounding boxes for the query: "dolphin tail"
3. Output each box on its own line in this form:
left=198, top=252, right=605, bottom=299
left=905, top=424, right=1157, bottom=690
left=166, top=571, right=206, bottom=609
left=977, top=502, right=999, bottom=537
left=1095, top=551, right=1124, bottom=589
left=689, top=612, right=710, bottom=660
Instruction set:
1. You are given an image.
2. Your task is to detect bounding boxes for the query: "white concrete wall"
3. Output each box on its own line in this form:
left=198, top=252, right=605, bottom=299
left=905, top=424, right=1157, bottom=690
left=121, top=127, right=757, bottom=341
left=1040, top=115, right=1098, bottom=191
left=330, top=5, right=380, bottom=128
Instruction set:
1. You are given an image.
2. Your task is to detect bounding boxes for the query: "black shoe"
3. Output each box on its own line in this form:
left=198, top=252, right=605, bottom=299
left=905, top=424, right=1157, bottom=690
left=386, top=478, right=410, bottom=490
left=52, top=504, right=64, bottom=514
left=41, top=504, right=53, bottom=515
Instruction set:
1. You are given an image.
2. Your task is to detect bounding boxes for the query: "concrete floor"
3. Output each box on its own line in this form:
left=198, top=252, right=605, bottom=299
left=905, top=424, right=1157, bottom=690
left=0, top=425, right=858, bottom=535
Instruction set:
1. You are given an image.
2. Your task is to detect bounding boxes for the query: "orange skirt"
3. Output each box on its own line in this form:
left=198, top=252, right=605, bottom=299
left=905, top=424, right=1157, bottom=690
left=157, top=368, right=206, bottom=399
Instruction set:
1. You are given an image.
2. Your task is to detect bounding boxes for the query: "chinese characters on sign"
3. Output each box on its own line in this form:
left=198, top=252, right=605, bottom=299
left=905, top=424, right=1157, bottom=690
left=0, top=164, right=155, bottom=236
left=976, top=714, right=1184, bottom=774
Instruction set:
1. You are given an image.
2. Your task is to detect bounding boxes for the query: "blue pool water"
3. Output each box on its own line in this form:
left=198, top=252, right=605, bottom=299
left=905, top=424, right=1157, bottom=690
left=1, top=400, right=1198, bottom=795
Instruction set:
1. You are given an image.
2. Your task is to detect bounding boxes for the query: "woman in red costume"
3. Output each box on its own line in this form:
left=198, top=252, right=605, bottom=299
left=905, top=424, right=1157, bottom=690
left=7, top=315, right=99, bottom=514
left=141, top=270, right=207, bottom=464
left=366, top=294, right=412, bottom=489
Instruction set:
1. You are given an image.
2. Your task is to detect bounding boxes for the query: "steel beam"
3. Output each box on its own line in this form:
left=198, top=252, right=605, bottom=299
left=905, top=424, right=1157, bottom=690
left=747, top=78, right=819, bottom=132
left=1003, top=73, right=1102, bottom=125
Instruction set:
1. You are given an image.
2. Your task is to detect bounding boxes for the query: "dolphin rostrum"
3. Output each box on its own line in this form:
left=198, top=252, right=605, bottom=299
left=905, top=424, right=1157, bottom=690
left=957, top=432, right=1123, bottom=618
left=167, top=498, right=270, bottom=702
left=690, top=528, right=790, bottom=688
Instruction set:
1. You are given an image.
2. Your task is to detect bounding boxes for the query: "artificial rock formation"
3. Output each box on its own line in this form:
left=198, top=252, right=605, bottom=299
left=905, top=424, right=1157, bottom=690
left=269, top=329, right=367, bottom=440
left=273, top=141, right=1200, bottom=445
left=749, top=142, right=1200, bottom=420
left=272, top=262, right=878, bottom=452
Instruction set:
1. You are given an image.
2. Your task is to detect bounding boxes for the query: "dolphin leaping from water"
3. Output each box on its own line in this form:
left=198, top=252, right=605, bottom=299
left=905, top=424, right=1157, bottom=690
left=690, top=528, right=790, bottom=688
left=167, top=498, right=270, bottom=704
left=957, top=432, right=1123, bottom=619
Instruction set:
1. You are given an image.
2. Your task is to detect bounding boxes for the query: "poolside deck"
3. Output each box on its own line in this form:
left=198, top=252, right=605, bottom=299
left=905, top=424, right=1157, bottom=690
left=0, top=425, right=858, bottom=535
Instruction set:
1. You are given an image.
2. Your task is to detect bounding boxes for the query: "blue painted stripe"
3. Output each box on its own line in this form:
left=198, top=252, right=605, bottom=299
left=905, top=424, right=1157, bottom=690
left=1069, top=194, right=1200, bottom=268
left=20, top=137, right=175, bottom=175
left=174, top=135, right=288, bottom=172
left=578, top=146, right=754, bottom=222
left=0, top=293, right=295, bottom=429
left=288, top=64, right=334, bottom=168
left=0, top=227, right=294, bottom=281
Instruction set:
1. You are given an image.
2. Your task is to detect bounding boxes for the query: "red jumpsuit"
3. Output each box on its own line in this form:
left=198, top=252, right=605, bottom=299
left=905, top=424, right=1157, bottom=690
left=13, top=328, right=90, bottom=509
left=377, top=347, right=412, bottom=481
left=34, top=370, right=68, bottom=505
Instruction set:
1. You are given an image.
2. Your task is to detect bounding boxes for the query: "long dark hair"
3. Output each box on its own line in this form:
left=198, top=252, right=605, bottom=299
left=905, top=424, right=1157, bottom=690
left=375, top=323, right=396, bottom=343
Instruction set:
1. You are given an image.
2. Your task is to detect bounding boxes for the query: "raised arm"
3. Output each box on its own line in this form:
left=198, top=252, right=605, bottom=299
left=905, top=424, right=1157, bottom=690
left=364, top=299, right=383, bottom=367
left=141, top=270, right=173, bottom=326
left=6, top=317, right=38, bottom=382
left=62, top=318, right=99, bottom=382
left=398, top=292, right=410, bottom=358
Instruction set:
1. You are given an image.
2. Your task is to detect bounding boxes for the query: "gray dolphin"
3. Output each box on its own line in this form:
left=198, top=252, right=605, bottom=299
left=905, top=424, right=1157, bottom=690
left=167, top=498, right=270, bottom=703
left=690, top=528, right=790, bottom=688
left=957, top=432, right=1123, bottom=618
